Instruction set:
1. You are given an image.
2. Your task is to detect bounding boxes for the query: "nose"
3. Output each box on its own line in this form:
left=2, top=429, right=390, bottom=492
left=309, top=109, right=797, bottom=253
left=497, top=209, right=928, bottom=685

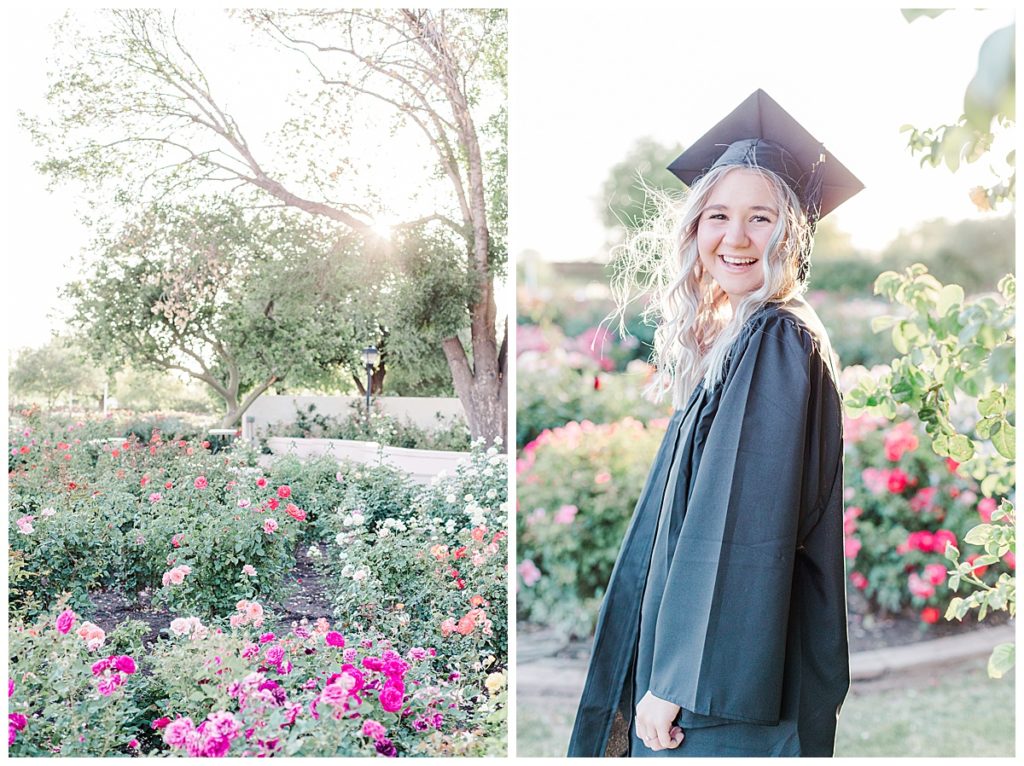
left=722, top=219, right=750, bottom=248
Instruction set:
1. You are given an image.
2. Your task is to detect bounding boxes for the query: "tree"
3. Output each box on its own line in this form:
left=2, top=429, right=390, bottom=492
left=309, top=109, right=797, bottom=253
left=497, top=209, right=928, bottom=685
left=26, top=8, right=508, bottom=443
left=599, top=137, right=685, bottom=235
left=9, top=337, right=106, bottom=409
left=65, top=199, right=369, bottom=427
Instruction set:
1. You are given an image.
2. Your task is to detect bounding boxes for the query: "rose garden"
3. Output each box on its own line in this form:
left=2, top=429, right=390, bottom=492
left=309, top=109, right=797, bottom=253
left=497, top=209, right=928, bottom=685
left=8, top=410, right=508, bottom=756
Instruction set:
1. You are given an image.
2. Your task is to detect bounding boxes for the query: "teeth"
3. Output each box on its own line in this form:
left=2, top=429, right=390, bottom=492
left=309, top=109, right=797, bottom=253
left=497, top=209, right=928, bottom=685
left=722, top=256, right=756, bottom=265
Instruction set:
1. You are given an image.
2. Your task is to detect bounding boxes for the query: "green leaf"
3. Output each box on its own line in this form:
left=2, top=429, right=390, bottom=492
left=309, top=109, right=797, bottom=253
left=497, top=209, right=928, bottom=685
left=977, top=389, right=1006, bottom=417
left=944, top=597, right=964, bottom=620
left=944, top=543, right=960, bottom=562
left=964, top=524, right=993, bottom=545
left=947, top=434, right=975, bottom=462
left=935, top=284, right=964, bottom=316
left=991, top=421, right=1015, bottom=459
left=871, top=315, right=896, bottom=333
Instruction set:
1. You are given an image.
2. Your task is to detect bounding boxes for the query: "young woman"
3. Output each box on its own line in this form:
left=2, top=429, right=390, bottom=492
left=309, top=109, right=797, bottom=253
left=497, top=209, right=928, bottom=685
left=567, top=90, right=864, bottom=758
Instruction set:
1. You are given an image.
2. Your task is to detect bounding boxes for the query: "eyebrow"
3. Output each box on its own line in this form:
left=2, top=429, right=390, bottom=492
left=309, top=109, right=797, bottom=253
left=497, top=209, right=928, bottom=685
left=704, top=204, right=779, bottom=214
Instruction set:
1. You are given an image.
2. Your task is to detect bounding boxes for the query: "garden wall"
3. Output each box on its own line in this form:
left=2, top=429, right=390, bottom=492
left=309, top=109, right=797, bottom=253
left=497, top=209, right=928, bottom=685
left=243, top=395, right=466, bottom=439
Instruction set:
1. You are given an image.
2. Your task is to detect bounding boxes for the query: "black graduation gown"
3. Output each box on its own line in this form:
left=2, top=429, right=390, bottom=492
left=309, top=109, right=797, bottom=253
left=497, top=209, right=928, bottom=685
left=567, top=299, right=850, bottom=758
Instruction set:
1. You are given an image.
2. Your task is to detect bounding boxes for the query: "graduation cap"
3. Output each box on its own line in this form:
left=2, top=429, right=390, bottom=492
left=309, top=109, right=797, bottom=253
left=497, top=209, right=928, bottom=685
left=667, top=89, right=864, bottom=221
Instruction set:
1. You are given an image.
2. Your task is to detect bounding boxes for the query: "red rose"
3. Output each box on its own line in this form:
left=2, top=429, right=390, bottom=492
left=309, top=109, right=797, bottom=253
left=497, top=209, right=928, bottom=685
left=966, top=554, right=989, bottom=579
left=887, top=469, right=910, bottom=494
left=277, top=485, right=292, bottom=499
left=920, top=607, right=940, bottom=624
left=286, top=503, right=307, bottom=522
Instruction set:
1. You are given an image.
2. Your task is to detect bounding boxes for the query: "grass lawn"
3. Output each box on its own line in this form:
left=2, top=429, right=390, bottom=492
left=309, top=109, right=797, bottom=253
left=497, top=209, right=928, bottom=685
left=516, top=657, right=1015, bottom=757
left=835, top=657, right=1015, bottom=757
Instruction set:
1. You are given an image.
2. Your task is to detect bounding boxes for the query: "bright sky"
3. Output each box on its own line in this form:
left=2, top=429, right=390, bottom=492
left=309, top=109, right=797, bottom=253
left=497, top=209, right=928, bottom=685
left=509, top=5, right=1016, bottom=262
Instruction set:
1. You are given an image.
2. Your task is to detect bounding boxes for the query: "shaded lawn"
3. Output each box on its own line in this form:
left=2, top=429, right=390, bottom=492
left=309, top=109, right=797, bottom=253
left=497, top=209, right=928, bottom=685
left=516, top=657, right=1015, bottom=757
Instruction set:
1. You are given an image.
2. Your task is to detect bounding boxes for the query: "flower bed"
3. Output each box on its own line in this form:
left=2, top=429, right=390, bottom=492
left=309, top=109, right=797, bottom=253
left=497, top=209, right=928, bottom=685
left=9, top=601, right=505, bottom=757
left=516, top=417, right=667, bottom=637
left=515, top=411, right=1013, bottom=637
left=8, top=412, right=508, bottom=756
left=842, top=413, right=1014, bottom=622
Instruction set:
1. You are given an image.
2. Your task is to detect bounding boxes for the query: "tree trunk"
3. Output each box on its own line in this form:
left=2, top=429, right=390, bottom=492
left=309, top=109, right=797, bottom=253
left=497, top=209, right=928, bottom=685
left=216, top=374, right=278, bottom=428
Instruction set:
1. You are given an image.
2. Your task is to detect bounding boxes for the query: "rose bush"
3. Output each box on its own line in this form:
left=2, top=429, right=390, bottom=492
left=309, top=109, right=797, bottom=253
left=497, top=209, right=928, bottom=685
left=516, top=417, right=667, bottom=637
left=841, top=411, right=1013, bottom=620
left=9, top=600, right=504, bottom=757
left=315, top=444, right=508, bottom=673
left=8, top=428, right=305, bottom=618
left=516, top=324, right=670, bottom=449
left=7, top=598, right=150, bottom=756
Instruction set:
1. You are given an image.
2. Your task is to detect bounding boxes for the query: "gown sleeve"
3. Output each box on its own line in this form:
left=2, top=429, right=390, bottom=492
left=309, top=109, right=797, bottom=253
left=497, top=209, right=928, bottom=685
left=646, top=314, right=820, bottom=726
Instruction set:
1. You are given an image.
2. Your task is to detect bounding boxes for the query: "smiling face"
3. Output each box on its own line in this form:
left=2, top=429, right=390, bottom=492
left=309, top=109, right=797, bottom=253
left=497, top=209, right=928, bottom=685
left=696, top=168, right=781, bottom=310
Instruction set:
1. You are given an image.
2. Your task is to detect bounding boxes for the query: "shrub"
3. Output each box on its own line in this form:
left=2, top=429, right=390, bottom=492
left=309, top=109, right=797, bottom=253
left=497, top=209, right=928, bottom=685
left=8, top=427, right=302, bottom=617
left=9, top=600, right=506, bottom=757
left=8, top=600, right=150, bottom=756
left=516, top=418, right=667, bottom=637
left=841, top=412, right=1013, bottom=618
left=516, top=344, right=670, bottom=449
left=314, top=445, right=509, bottom=668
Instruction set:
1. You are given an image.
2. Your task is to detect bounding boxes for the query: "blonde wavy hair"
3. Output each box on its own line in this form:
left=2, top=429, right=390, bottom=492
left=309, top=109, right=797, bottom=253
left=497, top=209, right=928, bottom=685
left=609, top=163, right=813, bottom=409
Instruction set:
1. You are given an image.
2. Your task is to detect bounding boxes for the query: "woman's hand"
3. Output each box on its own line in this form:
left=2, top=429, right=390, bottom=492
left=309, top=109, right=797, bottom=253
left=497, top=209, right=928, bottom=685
left=635, top=691, right=685, bottom=751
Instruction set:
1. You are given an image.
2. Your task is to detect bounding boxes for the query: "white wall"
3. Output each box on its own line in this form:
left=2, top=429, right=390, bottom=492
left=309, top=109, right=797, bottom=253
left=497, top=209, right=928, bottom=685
left=243, top=395, right=466, bottom=439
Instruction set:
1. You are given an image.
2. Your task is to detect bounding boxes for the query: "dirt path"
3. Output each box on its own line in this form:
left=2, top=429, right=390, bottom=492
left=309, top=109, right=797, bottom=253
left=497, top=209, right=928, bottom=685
left=85, top=543, right=336, bottom=645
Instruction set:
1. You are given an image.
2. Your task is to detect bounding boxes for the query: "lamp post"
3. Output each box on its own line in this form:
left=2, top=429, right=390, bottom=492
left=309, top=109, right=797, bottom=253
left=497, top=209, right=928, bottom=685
left=361, top=346, right=379, bottom=434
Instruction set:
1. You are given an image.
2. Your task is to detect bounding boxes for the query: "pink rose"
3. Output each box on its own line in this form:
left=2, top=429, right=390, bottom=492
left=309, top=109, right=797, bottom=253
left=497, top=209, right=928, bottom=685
left=378, top=684, right=404, bottom=713
left=362, top=719, right=387, bottom=741
left=861, top=467, right=890, bottom=495
left=924, top=563, right=947, bottom=586
left=194, top=476, right=208, bottom=490
left=849, top=571, right=869, bottom=590
left=114, top=655, right=137, bottom=674
left=263, top=519, right=279, bottom=534
left=554, top=504, right=578, bottom=524
left=277, top=485, right=291, bottom=499
left=325, top=631, right=345, bottom=648
left=149, top=493, right=162, bottom=503
left=242, top=564, right=257, bottom=577
left=908, top=572, right=935, bottom=599
left=883, top=421, right=919, bottom=462
left=909, top=487, right=938, bottom=513
left=56, top=609, right=76, bottom=635
left=844, top=537, right=862, bottom=559
left=517, top=559, right=541, bottom=587
left=978, top=497, right=998, bottom=523
left=931, top=529, right=958, bottom=555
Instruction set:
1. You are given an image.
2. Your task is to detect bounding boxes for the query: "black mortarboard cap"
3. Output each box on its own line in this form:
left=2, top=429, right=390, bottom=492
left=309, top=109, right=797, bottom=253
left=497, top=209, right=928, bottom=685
left=666, top=89, right=864, bottom=220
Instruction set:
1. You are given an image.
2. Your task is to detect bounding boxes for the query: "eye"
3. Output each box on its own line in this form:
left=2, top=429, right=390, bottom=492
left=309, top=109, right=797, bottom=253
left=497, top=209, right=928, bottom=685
left=751, top=214, right=774, bottom=224
left=704, top=211, right=727, bottom=221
